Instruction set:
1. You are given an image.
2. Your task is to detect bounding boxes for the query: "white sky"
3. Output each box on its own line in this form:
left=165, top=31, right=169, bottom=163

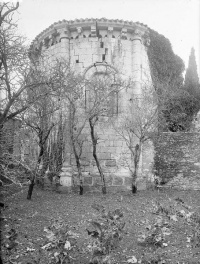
left=15, top=0, right=200, bottom=78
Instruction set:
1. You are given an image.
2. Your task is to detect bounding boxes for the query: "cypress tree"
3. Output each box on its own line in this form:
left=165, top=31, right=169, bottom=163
left=185, top=47, right=200, bottom=96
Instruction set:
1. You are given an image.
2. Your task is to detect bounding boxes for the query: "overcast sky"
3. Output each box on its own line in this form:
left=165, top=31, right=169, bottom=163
left=15, top=0, right=200, bottom=77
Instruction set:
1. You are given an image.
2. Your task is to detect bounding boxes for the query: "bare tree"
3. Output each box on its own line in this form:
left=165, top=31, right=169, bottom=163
left=114, top=79, right=159, bottom=193
left=0, top=2, right=47, bottom=126
left=49, top=60, right=88, bottom=195
left=85, top=72, right=126, bottom=194
left=0, top=2, right=53, bottom=179
left=21, top=76, right=64, bottom=199
left=0, top=2, right=19, bottom=27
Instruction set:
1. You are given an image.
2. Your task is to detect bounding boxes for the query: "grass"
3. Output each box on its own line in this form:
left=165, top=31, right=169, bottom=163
left=1, top=185, right=200, bottom=264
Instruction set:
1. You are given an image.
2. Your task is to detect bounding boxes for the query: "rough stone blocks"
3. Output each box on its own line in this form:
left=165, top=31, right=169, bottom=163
left=105, top=159, right=116, bottom=167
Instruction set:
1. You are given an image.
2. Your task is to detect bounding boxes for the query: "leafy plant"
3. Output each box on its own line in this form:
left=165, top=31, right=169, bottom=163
left=3, top=227, right=18, bottom=253
left=87, top=204, right=125, bottom=264
left=41, top=219, right=79, bottom=264
left=138, top=198, right=200, bottom=253
left=138, top=216, right=171, bottom=248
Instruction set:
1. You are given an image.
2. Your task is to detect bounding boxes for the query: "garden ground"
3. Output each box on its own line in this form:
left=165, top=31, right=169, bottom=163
left=1, top=185, right=200, bottom=264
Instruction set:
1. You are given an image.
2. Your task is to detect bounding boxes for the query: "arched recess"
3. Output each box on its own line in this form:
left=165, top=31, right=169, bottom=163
left=83, top=62, right=118, bottom=78
left=83, top=63, right=120, bottom=116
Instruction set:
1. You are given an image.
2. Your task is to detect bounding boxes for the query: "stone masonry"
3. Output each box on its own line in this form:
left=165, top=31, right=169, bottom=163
left=154, top=132, right=200, bottom=190
left=30, top=19, right=200, bottom=191
left=30, top=18, right=153, bottom=191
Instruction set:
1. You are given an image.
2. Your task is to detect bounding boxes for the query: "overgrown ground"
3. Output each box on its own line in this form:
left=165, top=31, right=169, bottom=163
left=1, top=185, right=200, bottom=264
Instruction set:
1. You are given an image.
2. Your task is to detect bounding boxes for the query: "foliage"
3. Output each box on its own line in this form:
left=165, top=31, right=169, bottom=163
left=138, top=197, right=200, bottom=263
left=41, top=218, right=79, bottom=264
left=147, top=28, right=185, bottom=88
left=87, top=204, right=125, bottom=264
left=0, top=153, right=33, bottom=185
left=184, top=47, right=200, bottom=97
left=161, top=89, right=199, bottom=131
left=1, top=214, right=19, bottom=264
left=2, top=226, right=18, bottom=253
left=147, top=28, right=200, bottom=131
left=183, top=47, right=200, bottom=126
left=1, top=189, right=200, bottom=263
left=138, top=202, right=172, bottom=248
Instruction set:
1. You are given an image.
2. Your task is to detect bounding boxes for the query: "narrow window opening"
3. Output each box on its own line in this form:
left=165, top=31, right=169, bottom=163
left=105, top=48, right=108, bottom=55
left=102, top=54, right=105, bottom=61
left=76, top=60, right=79, bottom=63
left=100, top=42, right=104, bottom=48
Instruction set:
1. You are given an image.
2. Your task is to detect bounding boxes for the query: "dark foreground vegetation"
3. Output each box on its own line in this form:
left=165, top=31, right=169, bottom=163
left=1, top=185, right=200, bottom=264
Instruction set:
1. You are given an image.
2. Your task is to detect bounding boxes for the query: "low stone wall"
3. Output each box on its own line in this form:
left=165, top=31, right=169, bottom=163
left=154, top=132, right=200, bottom=190
left=73, top=174, right=132, bottom=188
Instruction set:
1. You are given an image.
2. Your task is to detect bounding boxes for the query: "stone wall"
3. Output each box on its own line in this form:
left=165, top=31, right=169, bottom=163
left=70, top=121, right=133, bottom=190
left=31, top=18, right=152, bottom=190
left=154, top=132, right=200, bottom=190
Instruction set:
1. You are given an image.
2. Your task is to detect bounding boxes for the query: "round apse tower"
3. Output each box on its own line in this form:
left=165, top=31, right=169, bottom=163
left=30, top=18, right=152, bottom=190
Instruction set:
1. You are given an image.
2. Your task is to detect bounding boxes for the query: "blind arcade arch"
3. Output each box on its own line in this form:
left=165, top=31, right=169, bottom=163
left=84, top=63, right=120, bottom=115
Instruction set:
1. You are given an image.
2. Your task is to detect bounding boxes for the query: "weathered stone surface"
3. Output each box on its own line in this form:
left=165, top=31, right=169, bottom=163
left=80, top=160, right=90, bottom=166
left=112, top=176, right=123, bottom=186
left=124, top=177, right=132, bottom=186
left=105, top=174, right=113, bottom=185
left=154, top=132, right=200, bottom=190
left=30, top=19, right=153, bottom=190
left=99, top=153, right=111, bottom=160
left=84, top=176, right=92, bottom=185
left=137, top=180, right=147, bottom=190
left=105, top=159, right=116, bottom=167
left=93, top=177, right=102, bottom=186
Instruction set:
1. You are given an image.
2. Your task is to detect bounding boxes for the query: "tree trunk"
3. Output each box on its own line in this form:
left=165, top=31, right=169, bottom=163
left=27, top=179, right=35, bottom=200
left=72, top=138, right=84, bottom=195
left=132, top=143, right=142, bottom=194
left=0, top=124, right=4, bottom=180
left=36, top=137, right=48, bottom=189
left=76, top=155, right=84, bottom=195
left=27, top=148, right=42, bottom=200
left=89, top=117, right=106, bottom=194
